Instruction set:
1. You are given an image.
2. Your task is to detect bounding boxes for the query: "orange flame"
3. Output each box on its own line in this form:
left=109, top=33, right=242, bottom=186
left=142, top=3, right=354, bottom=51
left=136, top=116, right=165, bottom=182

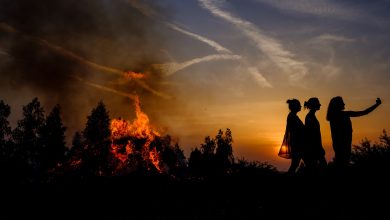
left=124, top=71, right=145, bottom=79
left=110, top=96, right=162, bottom=172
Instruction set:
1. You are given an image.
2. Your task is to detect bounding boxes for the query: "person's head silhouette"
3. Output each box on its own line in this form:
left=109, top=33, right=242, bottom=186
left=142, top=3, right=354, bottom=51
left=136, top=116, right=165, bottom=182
left=326, top=96, right=345, bottom=121
left=304, top=97, right=321, bottom=111
left=287, top=99, right=301, bottom=113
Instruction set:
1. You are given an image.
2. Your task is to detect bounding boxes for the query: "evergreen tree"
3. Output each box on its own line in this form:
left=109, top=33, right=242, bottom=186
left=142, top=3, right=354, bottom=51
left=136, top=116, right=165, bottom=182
left=39, top=105, right=67, bottom=172
left=83, top=101, right=110, bottom=144
left=0, top=100, right=11, bottom=148
left=173, top=143, right=187, bottom=168
left=12, top=98, right=45, bottom=181
left=70, top=131, right=83, bottom=157
left=0, top=100, right=12, bottom=176
left=82, top=101, right=111, bottom=176
left=64, top=131, right=85, bottom=179
left=188, top=147, right=202, bottom=177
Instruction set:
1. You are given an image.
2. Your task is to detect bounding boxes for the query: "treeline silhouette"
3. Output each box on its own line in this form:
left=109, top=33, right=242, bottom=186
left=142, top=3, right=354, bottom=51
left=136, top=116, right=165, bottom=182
left=1, top=97, right=389, bottom=219
left=0, top=98, right=277, bottom=184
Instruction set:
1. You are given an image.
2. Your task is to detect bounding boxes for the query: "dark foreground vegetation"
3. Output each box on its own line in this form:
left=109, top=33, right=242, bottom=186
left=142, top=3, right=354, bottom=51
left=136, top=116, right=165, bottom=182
left=1, top=98, right=390, bottom=219
left=2, top=169, right=390, bottom=220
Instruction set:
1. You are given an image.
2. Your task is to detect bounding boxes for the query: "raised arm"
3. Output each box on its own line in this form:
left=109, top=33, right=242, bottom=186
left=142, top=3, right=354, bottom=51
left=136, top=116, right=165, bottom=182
left=346, top=98, right=382, bottom=117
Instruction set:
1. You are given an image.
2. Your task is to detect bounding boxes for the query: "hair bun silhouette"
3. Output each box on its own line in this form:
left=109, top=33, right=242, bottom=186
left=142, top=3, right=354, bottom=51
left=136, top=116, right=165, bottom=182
left=287, top=99, right=298, bottom=104
left=304, top=97, right=320, bottom=109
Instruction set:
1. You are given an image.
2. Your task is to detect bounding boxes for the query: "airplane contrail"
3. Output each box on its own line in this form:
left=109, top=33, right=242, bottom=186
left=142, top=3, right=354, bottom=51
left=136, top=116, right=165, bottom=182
left=126, top=1, right=272, bottom=87
left=199, top=0, right=308, bottom=84
left=0, top=22, right=171, bottom=99
left=70, top=75, right=138, bottom=101
left=0, top=22, right=125, bottom=77
left=126, top=0, right=231, bottom=54
left=247, top=67, right=273, bottom=88
left=165, top=23, right=232, bottom=54
left=155, top=54, right=242, bottom=76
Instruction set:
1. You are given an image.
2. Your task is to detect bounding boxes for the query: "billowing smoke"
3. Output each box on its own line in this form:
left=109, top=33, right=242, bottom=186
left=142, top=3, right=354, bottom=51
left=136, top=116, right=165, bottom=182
left=0, top=0, right=170, bottom=143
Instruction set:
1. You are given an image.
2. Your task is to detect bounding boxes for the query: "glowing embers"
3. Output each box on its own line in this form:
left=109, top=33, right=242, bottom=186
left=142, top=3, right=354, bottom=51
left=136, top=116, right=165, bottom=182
left=110, top=96, right=162, bottom=173
left=124, top=71, right=145, bottom=80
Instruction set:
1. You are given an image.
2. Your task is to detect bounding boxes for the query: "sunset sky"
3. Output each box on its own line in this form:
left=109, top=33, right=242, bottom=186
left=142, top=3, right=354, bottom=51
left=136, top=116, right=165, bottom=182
left=1, top=0, right=390, bottom=171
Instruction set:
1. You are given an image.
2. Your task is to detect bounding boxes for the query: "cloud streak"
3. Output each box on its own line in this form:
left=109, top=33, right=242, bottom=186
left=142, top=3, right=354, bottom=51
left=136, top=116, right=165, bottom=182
left=125, top=0, right=274, bottom=87
left=247, top=67, right=273, bottom=88
left=199, top=0, right=308, bottom=84
left=165, top=23, right=232, bottom=54
left=126, top=0, right=272, bottom=87
left=71, top=75, right=138, bottom=101
left=156, top=54, right=241, bottom=76
left=256, top=0, right=355, bottom=19
left=314, top=34, right=355, bottom=43
left=255, top=0, right=390, bottom=28
left=125, top=2, right=232, bottom=68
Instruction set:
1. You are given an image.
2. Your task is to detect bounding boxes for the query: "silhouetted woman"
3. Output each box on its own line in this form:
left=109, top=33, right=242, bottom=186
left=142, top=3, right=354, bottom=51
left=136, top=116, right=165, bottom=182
left=282, top=99, right=305, bottom=174
left=326, top=97, right=382, bottom=172
left=304, top=97, right=327, bottom=173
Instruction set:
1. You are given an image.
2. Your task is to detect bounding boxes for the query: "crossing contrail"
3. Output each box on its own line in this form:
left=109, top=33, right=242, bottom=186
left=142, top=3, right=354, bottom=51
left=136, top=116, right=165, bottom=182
left=199, top=0, right=308, bottom=84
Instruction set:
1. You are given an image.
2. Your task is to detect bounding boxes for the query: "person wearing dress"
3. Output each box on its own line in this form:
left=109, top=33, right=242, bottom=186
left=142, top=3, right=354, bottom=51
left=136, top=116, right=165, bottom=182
left=303, top=97, right=327, bottom=174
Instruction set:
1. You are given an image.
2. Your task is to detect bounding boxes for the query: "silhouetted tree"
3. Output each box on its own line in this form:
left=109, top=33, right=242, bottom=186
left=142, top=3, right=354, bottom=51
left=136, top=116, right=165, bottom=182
left=12, top=98, right=45, bottom=181
left=39, top=105, right=67, bottom=173
left=69, top=131, right=84, bottom=158
left=0, top=100, right=12, bottom=177
left=188, top=129, right=235, bottom=177
left=84, top=101, right=110, bottom=144
left=0, top=100, right=11, bottom=149
left=189, top=147, right=202, bottom=177
left=200, top=136, right=216, bottom=176
left=173, top=143, right=187, bottom=169
left=200, top=136, right=215, bottom=155
left=215, top=129, right=234, bottom=174
left=82, top=101, right=111, bottom=176
left=61, top=131, right=85, bottom=179
left=152, top=135, right=187, bottom=176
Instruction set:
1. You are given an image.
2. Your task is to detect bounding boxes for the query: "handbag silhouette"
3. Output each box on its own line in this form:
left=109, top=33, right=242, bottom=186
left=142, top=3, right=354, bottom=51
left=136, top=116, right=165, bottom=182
left=278, top=127, right=291, bottom=159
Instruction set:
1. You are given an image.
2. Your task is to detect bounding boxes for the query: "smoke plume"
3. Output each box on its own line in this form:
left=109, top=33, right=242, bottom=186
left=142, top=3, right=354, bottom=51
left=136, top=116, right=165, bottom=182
left=0, top=0, right=170, bottom=142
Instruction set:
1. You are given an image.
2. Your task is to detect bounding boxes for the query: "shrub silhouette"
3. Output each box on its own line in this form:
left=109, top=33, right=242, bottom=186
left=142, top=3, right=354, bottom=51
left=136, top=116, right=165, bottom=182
left=350, top=130, right=390, bottom=175
left=188, top=129, right=234, bottom=177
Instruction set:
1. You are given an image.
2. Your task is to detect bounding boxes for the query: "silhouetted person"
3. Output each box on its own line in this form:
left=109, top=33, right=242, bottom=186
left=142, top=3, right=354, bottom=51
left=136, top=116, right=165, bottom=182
left=283, top=99, right=305, bottom=174
left=326, top=97, right=382, bottom=173
left=303, top=97, right=327, bottom=174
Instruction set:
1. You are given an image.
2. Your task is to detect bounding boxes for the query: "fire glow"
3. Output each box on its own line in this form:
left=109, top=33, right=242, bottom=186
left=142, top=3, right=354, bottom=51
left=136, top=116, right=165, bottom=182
left=124, top=71, right=145, bottom=79
left=110, top=96, right=163, bottom=173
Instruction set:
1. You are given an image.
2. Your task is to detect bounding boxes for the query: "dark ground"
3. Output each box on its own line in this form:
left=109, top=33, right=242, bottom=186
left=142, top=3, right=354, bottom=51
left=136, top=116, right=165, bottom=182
left=1, top=171, right=389, bottom=220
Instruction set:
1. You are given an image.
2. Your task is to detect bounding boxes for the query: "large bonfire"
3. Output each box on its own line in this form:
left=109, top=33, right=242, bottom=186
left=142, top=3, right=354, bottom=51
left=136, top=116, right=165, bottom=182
left=110, top=96, right=165, bottom=174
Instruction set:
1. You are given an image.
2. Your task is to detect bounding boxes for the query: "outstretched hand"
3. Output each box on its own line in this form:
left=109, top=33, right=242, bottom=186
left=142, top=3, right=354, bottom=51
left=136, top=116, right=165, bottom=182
left=376, top=98, right=382, bottom=105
